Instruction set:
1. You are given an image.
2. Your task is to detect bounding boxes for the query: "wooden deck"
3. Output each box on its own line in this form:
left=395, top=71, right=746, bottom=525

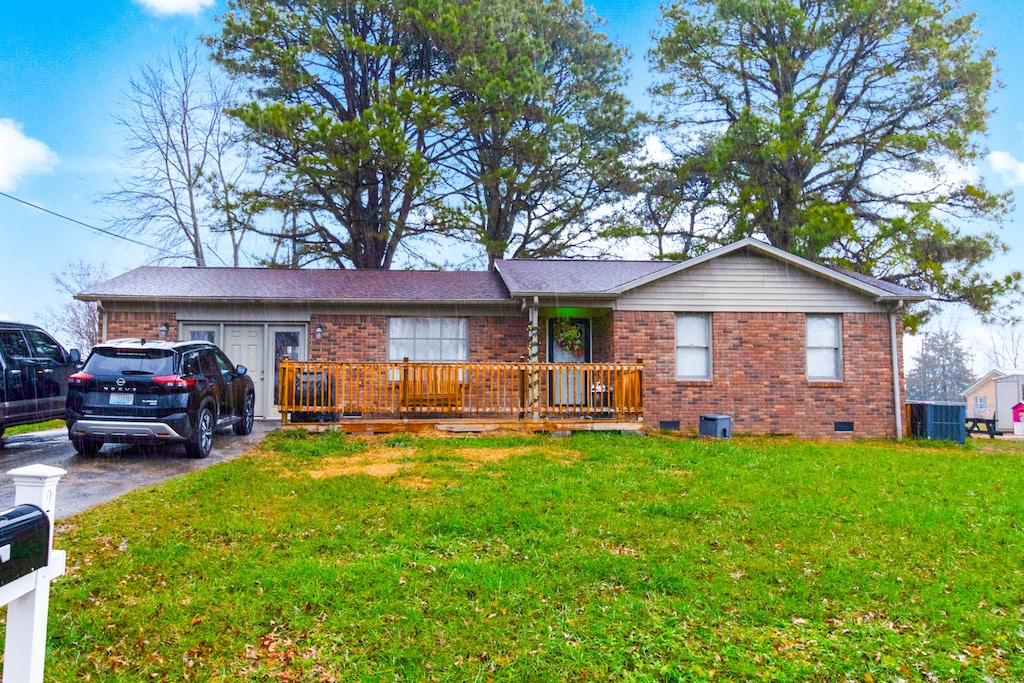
left=278, top=359, right=644, bottom=433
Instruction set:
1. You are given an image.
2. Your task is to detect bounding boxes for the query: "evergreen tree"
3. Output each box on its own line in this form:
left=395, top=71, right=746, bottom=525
left=906, top=326, right=976, bottom=402
left=650, top=0, right=1020, bottom=328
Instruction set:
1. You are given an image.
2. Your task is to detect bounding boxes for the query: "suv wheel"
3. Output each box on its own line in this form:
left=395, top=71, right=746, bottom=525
left=71, top=436, right=103, bottom=457
left=234, top=391, right=255, bottom=436
left=186, top=405, right=214, bottom=459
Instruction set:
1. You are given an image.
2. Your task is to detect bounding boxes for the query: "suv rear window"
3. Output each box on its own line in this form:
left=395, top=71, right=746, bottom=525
left=84, top=348, right=176, bottom=376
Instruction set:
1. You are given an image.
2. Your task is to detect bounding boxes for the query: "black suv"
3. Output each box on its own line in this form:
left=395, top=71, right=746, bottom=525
left=66, top=339, right=255, bottom=458
left=1, top=321, right=81, bottom=439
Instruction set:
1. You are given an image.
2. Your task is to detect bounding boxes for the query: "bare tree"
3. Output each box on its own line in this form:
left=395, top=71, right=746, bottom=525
left=983, top=324, right=1024, bottom=369
left=38, top=261, right=110, bottom=354
left=105, top=41, right=254, bottom=267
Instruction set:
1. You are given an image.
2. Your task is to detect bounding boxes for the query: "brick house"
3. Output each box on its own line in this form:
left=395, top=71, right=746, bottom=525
left=78, top=239, right=927, bottom=439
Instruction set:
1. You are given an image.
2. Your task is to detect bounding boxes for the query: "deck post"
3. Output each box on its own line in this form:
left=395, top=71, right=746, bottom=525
left=528, top=301, right=540, bottom=420
left=518, top=356, right=527, bottom=419
left=637, top=357, right=644, bottom=422
left=401, top=358, right=410, bottom=420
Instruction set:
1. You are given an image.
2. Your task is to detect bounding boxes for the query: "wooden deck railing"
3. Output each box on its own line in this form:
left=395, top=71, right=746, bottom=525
left=278, top=358, right=643, bottom=424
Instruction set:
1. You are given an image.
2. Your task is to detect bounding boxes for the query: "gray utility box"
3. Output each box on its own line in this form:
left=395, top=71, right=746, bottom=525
left=0, top=504, right=50, bottom=587
left=699, top=414, right=732, bottom=439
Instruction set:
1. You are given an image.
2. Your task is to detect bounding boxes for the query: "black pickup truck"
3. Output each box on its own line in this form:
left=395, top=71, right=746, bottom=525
left=0, top=322, right=80, bottom=439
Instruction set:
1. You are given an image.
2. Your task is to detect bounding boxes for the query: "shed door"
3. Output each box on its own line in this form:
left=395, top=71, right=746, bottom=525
left=995, top=378, right=1024, bottom=431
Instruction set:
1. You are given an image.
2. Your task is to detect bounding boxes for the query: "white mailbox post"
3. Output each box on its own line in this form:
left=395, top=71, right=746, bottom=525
left=1, top=465, right=67, bottom=683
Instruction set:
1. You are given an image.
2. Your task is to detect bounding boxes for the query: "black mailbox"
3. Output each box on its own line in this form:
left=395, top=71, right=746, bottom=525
left=0, top=504, right=50, bottom=586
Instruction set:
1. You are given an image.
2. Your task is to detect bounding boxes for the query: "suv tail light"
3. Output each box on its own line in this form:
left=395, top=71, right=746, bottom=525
left=68, top=372, right=93, bottom=386
left=153, top=375, right=197, bottom=388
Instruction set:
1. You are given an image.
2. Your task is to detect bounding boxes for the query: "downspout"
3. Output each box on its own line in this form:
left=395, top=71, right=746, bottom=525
left=890, top=300, right=904, bottom=440
left=100, top=303, right=108, bottom=343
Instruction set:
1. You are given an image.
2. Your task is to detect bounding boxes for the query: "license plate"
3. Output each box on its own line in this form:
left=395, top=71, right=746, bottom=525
left=109, top=394, right=135, bottom=406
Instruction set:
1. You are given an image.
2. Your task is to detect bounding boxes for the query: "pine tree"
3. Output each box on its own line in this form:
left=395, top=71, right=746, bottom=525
left=906, top=326, right=976, bottom=402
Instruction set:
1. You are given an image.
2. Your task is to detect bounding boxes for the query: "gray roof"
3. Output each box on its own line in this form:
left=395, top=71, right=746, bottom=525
left=80, top=240, right=929, bottom=305
left=608, top=239, right=929, bottom=302
left=830, top=266, right=925, bottom=299
left=78, top=266, right=511, bottom=303
left=494, top=259, right=678, bottom=296
left=495, top=240, right=928, bottom=302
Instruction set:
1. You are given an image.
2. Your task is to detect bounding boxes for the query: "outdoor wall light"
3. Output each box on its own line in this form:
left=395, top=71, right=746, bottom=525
left=315, top=324, right=323, bottom=340
left=158, top=322, right=169, bottom=339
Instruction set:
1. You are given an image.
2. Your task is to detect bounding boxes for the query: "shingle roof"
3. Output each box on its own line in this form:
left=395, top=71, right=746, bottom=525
left=609, top=239, right=929, bottom=302
left=830, top=266, right=925, bottom=299
left=495, top=241, right=928, bottom=301
left=79, top=240, right=929, bottom=305
left=962, top=368, right=1024, bottom=397
left=493, top=259, right=678, bottom=295
left=78, top=266, right=511, bottom=303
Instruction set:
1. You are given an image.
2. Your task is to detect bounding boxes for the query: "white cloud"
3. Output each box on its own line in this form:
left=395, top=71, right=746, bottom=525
left=134, top=0, right=215, bottom=16
left=988, top=151, right=1024, bottom=187
left=0, top=119, right=58, bottom=192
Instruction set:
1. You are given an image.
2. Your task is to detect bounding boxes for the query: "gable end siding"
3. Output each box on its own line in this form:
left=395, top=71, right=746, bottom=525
left=615, top=252, right=886, bottom=313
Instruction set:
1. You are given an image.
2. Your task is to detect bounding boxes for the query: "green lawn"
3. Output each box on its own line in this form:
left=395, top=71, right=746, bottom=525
left=25, top=431, right=1024, bottom=681
left=3, top=419, right=64, bottom=436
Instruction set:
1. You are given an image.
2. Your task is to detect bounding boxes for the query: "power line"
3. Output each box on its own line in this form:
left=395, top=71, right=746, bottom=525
left=0, top=191, right=163, bottom=252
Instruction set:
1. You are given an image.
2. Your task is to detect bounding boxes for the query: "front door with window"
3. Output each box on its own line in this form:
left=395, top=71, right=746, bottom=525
left=272, top=328, right=304, bottom=417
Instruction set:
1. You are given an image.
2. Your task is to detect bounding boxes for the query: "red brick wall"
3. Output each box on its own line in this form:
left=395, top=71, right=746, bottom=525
left=104, top=311, right=177, bottom=342
left=470, top=316, right=529, bottom=361
left=102, top=311, right=527, bottom=362
left=103, top=307, right=904, bottom=439
left=308, top=314, right=527, bottom=363
left=591, top=312, right=614, bottom=363
left=612, top=310, right=899, bottom=439
left=308, top=314, right=387, bottom=362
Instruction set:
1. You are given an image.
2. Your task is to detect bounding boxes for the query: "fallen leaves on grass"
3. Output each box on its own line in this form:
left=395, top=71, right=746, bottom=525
left=237, top=625, right=338, bottom=682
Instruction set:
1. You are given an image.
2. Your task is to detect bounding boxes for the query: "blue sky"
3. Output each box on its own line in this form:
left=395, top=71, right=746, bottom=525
left=1, top=0, right=1021, bottom=361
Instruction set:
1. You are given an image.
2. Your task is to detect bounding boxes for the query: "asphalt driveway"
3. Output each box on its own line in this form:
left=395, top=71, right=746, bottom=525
left=0, top=420, right=278, bottom=519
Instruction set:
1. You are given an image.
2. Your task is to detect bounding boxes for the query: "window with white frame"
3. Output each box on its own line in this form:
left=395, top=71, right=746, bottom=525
left=806, top=314, right=842, bottom=381
left=974, top=396, right=988, bottom=413
left=388, top=318, right=468, bottom=361
left=676, top=313, right=712, bottom=380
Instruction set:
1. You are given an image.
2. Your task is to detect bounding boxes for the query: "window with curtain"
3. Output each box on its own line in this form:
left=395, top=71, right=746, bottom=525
left=676, top=314, right=712, bottom=380
left=806, top=314, right=842, bottom=381
left=387, top=318, right=468, bottom=361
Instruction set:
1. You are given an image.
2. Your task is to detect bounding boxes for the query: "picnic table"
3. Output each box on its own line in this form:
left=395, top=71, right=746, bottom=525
left=966, top=417, right=997, bottom=438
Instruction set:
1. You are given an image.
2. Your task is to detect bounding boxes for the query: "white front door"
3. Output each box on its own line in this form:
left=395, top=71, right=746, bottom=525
left=224, top=325, right=267, bottom=416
